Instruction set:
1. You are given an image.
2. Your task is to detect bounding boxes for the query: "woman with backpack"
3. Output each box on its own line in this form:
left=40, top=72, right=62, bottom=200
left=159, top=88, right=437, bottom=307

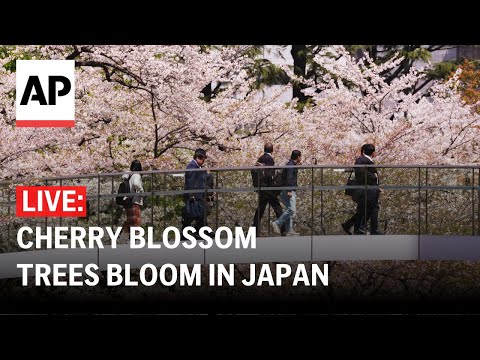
left=121, top=160, right=144, bottom=236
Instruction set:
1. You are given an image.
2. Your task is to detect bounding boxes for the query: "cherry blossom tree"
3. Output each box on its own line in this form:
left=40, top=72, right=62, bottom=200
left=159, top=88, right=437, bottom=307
left=294, top=45, right=480, bottom=164
left=0, top=45, right=298, bottom=179
left=1, top=44, right=480, bottom=183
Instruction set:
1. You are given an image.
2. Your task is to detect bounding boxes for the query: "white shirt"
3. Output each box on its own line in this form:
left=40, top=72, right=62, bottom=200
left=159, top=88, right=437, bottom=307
left=122, top=172, right=144, bottom=206
left=363, top=154, right=379, bottom=184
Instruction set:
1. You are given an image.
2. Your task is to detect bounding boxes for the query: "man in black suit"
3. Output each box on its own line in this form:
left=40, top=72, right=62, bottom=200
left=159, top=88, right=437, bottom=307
left=182, top=148, right=210, bottom=233
left=342, top=143, right=383, bottom=235
left=252, top=143, right=283, bottom=232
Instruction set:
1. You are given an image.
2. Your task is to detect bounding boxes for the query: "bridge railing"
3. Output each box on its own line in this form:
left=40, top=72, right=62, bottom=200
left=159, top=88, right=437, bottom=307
left=0, top=164, right=479, bottom=253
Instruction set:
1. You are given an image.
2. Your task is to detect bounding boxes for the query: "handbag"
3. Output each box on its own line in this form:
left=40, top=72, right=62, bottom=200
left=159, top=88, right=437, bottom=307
left=345, top=171, right=357, bottom=197
left=185, top=199, right=203, bottom=218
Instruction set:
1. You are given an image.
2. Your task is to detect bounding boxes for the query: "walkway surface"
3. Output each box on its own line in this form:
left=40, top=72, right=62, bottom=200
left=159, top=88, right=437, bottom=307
left=2, top=235, right=479, bottom=279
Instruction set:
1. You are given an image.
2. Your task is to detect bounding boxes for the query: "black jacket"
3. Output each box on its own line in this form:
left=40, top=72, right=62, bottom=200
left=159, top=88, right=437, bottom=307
left=354, top=154, right=380, bottom=202
left=354, top=155, right=379, bottom=186
left=257, top=152, right=275, bottom=186
left=184, top=159, right=209, bottom=201
left=282, top=159, right=298, bottom=191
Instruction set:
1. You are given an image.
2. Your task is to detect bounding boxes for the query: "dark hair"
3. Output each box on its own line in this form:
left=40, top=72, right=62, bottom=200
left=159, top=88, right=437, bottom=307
left=130, top=160, right=142, bottom=172
left=264, top=143, right=273, bottom=153
left=361, top=144, right=376, bottom=156
left=291, top=150, right=302, bottom=160
left=194, top=148, right=207, bottom=159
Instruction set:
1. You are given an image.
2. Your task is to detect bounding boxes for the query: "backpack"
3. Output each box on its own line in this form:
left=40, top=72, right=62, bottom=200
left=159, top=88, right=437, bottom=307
left=272, top=170, right=284, bottom=188
left=269, top=170, right=283, bottom=196
left=251, top=162, right=270, bottom=188
left=116, top=175, right=133, bottom=207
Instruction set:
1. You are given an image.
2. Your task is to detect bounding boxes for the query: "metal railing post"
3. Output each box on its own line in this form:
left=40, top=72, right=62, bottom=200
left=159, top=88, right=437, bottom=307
left=204, top=171, right=208, bottom=228
left=96, top=174, right=100, bottom=266
left=45, top=178, right=48, bottom=236
left=472, top=168, right=475, bottom=236
left=215, top=171, right=219, bottom=231
left=364, top=164, right=367, bottom=235
left=7, top=184, right=11, bottom=243
left=268, top=203, right=271, bottom=237
left=97, top=175, right=100, bottom=227
left=418, top=167, right=421, bottom=260
left=311, top=167, right=314, bottom=261
left=425, top=168, right=429, bottom=235
left=151, top=173, right=154, bottom=227
left=257, top=169, right=261, bottom=235
left=59, top=179, right=63, bottom=228
left=320, top=168, right=324, bottom=234
left=478, top=168, right=480, bottom=236
left=111, top=176, right=114, bottom=227
left=163, top=173, right=167, bottom=230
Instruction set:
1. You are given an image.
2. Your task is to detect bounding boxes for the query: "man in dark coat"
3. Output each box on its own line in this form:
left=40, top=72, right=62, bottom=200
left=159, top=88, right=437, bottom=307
left=182, top=148, right=211, bottom=233
left=271, top=150, right=302, bottom=236
left=252, top=143, right=283, bottom=232
left=342, top=143, right=383, bottom=235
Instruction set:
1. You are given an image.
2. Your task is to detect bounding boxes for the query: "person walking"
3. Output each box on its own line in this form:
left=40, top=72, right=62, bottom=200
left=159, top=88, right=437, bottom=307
left=252, top=143, right=284, bottom=234
left=271, top=150, right=302, bottom=236
left=343, top=144, right=383, bottom=235
left=182, top=148, right=211, bottom=234
left=122, top=159, right=144, bottom=235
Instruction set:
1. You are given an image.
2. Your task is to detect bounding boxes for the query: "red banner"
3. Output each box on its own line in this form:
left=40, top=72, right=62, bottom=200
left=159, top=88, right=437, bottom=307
left=16, top=186, right=87, bottom=217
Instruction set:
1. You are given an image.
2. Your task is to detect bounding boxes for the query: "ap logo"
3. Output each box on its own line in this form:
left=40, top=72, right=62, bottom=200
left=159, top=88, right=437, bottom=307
left=16, top=60, right=75, bottom=127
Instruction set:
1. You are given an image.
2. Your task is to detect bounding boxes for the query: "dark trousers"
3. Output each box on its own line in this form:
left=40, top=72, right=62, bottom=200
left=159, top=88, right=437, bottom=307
left=353, top=190, right=380, bottom=232
left=252, top=191, right=283, bottom=229
left=344, top=200, right=365, bottom=230
left=182, top=199, right=208, bottom=233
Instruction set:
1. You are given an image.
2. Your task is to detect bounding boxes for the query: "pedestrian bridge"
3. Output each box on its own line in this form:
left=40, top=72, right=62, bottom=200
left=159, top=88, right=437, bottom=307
left=1, top=164, right=479, bottom=279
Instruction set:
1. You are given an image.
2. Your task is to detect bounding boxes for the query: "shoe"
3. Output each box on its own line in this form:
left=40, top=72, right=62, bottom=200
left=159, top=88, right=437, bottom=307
left=285, top=230, right=300, bottom=236
left=271, top=221, right=281, bottom=235
left=353, top=227, right=366, bottom=235
left=370, top=230, right=384, bottom=235
left=341, top=222, right=352, bottom=235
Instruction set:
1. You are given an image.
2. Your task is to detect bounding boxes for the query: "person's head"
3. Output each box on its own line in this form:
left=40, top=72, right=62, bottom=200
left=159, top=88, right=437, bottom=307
left=194, top=148, right=207, bottom=166
left=291, top=150, right=302, bottom=164
left=264, top=143, right=273, bottom=154
left=361, top=144, right=376, bottom=157
left=130, top=159, right=142, bottom=172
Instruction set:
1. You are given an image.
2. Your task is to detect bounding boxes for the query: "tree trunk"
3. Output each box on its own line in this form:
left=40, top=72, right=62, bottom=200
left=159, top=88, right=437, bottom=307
left=369, top=45, right=378, bottom=62
left=291, top=45, right=308, bottom=104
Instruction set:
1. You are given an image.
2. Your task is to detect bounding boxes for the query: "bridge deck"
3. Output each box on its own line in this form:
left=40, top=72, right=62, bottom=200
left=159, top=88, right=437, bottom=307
left=1, top=235, right=479, bottom=279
